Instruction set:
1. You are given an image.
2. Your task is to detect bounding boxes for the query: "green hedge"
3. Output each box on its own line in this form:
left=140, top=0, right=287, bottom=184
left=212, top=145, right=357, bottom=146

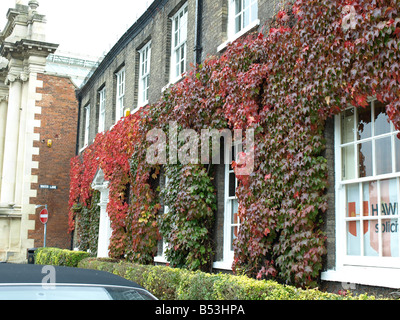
left=78, top=258, right=376, bottom=300
left=34, top=247, right=93, bottom=268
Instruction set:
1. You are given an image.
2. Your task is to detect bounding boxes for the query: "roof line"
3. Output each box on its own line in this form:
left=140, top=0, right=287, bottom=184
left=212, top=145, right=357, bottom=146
left=77, top=0, right=168, bottom=96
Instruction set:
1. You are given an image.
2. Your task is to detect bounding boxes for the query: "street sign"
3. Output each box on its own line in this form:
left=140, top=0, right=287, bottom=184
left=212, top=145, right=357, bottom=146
left=39, top=185, right=57, bottom=190
left=40, top=209, right=49, bottom=225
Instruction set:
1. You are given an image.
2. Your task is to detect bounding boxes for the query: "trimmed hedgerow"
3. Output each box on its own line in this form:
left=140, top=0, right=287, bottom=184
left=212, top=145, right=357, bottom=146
left=34, top=247, right=92, bottom=268
left=78, top=258, right=376, bottom=300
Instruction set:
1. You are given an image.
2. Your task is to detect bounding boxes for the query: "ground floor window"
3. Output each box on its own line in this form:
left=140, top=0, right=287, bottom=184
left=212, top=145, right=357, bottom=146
left=337, top=100, right=400, bottom=267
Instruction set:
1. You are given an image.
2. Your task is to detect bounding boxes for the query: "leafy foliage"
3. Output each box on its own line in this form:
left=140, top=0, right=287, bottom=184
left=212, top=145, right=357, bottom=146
left=69, top=0, right=400, bottom=288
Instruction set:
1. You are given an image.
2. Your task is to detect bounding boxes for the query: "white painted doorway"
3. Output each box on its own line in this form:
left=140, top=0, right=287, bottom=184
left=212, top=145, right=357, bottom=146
left=92, top=169, right=112, bottom=258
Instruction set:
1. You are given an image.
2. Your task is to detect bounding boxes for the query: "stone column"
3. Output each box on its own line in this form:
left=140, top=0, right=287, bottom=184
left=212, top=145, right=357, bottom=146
left=0, top=74, right=23, bottom=206
left=14, top=71, right=29, bottom=206
left=0, top=94, right=9, bottom=196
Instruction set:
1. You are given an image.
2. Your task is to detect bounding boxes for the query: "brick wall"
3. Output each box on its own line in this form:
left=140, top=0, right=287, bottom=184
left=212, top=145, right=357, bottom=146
left=322, top=117, right=336, bottom=271
left=29, top=73, right=78, bottom=249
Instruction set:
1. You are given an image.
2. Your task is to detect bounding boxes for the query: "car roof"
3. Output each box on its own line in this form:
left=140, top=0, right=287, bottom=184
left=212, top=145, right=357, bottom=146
left=0, top=263, right=142, bottom=289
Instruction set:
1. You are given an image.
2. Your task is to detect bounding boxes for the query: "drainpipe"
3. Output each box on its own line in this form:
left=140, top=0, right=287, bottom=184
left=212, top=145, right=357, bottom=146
left=194, top=0, right=203, bottom=67
left=75, top=93, right=82, bottom=156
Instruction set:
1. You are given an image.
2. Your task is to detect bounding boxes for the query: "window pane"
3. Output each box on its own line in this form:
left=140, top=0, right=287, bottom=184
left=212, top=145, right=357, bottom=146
left=382, top=218, right=399, bottom=257
left=235, top=15, right=242, bottom=33
left=357, top=106, right=372, bottom=140
left=235, top=0, right=241, bottom=14
left=229, top=172, right=236, bottom=197
left=380, top=179, right=398, bottom=217
left=374, top=101, right=390, bottom=136
left=342, top=145, right=356, bottom=180
left=243, top=5, right=250, bottom=27
left=251, top=1, right=258, bottom=21
left=347, top=221, right=361, bottom=256
left=358, top=141, right=372, bottom=178
left=363, top=181, right=378, bottom=217
left=341, top=108, right=355, bottom=144
left=375, top=137, right=392, bottom=175
left=231, top=226, right=238, bottom=250
left=231, top=200, right=239, bottom=224
left=346, top=183, right=360, bottom=218
left=364, top=219, right=379, bottom=256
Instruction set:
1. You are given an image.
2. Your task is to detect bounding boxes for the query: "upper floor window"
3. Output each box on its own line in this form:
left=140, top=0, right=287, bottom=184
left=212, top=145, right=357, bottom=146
left=138, top=41, right=151, bottom=107
left=84, top=104, right=90, bottom=147
left=228, top=0, right=258, bottom=39
left=337, top=100, right=400, bottom=267
left=98, top=87, right=106, bottom=133
left=170, top=3, right=188, bottom=83
left=116, top=68, right=126, bottom=122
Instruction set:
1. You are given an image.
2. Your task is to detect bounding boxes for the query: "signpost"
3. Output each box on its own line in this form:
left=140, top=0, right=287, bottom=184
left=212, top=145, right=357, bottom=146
left=36, top=205, right=48, bottom=247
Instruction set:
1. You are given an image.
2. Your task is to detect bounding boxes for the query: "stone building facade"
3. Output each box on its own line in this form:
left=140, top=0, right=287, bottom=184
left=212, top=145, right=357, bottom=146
left=0, top=1, right=79, bottom=262
left=76, top=0, right=400, bottom=293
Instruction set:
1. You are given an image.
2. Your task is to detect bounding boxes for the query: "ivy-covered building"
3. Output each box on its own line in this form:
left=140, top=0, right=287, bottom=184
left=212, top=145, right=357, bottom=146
left=73, top=0, right=400, bottom=294
left=75, top=0, right=278, bottom=269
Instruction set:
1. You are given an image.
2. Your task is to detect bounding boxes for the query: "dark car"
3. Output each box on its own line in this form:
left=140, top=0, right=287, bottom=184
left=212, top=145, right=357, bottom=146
left=0, top=263, right=157, bottom=300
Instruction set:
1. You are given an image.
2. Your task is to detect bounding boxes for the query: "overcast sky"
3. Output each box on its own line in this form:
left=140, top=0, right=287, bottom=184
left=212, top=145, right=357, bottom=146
left=0, top=0, right=153, bottom=59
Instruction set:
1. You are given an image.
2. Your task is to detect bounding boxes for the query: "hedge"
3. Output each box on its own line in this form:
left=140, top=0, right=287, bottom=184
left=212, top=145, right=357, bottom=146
left=34, top=247, right=93, bottom=268
left=77, top=257, right=376, bottom=300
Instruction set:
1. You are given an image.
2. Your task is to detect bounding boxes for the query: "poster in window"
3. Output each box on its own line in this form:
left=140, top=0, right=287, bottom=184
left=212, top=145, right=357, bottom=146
left=346, top=179, right=399, bottom=257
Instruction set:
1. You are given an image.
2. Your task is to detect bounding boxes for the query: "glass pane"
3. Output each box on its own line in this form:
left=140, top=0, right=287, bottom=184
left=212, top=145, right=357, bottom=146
left=243, top=6, right=250, bottom=28
left=235, top=0, right=241, bottom=14
left=229, top=172, right=236, bottom=197
left=231, top=200, right=239, bottom=224
left=363, top=181, right=378, bottom=217
left=375, top=137, right=392, bottom=175
left=347, top=221, right=361, bottom=256
left=346, top=184, right=360, bottom=218
left=382, top=218, right=399, bottom=257
left=374, top=101, right=390, bottom=136
left=342, top=145, right=356, bottom=180
left=251, top=1, right=258, bottom=21
left=341, top=108, right=355, bottom=144
left=364, top=219, right=379, bottom=256
left=235, top=15, right=242, bottom=33
left=174, top=19, right=179, bottom=46
left=396, top=135, right=400, bottom=172
left=358, top=141, right=372, bottom=178
left=231, top=226, right=238, bottom=250
left=380, top=179, right=398, bottom=217
left=357, top=106, right=372, bottom=140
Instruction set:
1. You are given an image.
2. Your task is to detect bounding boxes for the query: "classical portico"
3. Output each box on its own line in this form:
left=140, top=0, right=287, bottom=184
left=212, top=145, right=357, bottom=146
left=0, top=0, right=58, bottom=262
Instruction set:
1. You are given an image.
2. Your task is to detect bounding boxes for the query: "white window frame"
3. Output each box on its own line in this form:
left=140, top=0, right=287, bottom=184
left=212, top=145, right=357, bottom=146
left=170, top=3, right=188, bottom=83
left=138, top=41, right=151, bottom=108
left=214, top=143, right=242, bottom=270
left=98, top=87, right=106, bottom=133
left=154, top=176, right=170, bottom=264
left=84, top=104, right=90, bottom=147
left=116, top=68, right=126, bottom=122
left=218, top=0, right=259, bottom=52
left=323, top=100, right=400, bottom=288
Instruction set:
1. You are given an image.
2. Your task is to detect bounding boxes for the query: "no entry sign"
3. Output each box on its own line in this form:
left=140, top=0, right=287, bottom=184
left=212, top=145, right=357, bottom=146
left=40, top=209, right=49, bottom=225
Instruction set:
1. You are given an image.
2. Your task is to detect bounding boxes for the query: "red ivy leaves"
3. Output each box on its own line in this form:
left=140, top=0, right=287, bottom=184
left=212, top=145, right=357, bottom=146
left=69, top=0, right=400, bottom=288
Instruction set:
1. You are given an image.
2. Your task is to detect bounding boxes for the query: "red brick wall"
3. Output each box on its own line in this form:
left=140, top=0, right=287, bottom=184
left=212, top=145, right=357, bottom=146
left=29, top=73, right=78, bottom=249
